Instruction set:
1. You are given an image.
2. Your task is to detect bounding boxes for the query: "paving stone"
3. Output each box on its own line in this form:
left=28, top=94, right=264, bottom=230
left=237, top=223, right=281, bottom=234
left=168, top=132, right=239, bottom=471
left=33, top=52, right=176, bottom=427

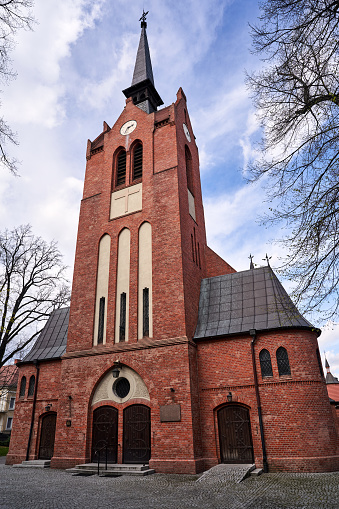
left=0, top=463, right=339, bottom=509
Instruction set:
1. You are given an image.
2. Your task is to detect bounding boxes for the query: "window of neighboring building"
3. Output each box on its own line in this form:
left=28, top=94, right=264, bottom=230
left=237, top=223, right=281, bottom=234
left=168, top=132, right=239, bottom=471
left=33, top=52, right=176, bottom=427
left=19, top=376, right=26, bottom=398
left=6, top=417, right=13, bottom=430
left=276, top=347, right=291, bottom=376
left=116, top=149, right=127, bottom=186
left=259, top=349, right=273, bottom=377
left=9, top=397, right=15, bottom=410
left=28, top=375, right=35, bottom=397
left=133, top=143, right=143, bottom=180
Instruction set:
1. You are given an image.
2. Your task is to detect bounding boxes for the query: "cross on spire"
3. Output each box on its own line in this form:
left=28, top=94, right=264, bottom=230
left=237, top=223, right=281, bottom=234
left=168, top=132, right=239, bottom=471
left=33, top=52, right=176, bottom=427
left=249, top=254, right=254, bottom=270
left=139, top=9, right=149, bottom=27
left=262, top=253, right=272, bottom=266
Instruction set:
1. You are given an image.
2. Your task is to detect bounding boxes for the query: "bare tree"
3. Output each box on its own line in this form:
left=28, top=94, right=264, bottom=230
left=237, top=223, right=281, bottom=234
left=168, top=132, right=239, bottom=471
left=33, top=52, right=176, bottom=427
left=247, top=0, right=339, bottom=321
left=0, top=225, right=70, bottom=367
left=0, top=0, right=34, bottom=175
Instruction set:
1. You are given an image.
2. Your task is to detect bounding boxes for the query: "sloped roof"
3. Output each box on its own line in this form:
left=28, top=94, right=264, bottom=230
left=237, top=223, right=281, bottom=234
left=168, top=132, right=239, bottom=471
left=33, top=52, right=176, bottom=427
left=21, top=308, right=69, bottom=363
left=0, top=364, right=19, bottom=388
left=326, top=371, right=339, bottom=384
left=327, top=384, right=339, bottom=402
left=194, top=266, right=313, bottom=339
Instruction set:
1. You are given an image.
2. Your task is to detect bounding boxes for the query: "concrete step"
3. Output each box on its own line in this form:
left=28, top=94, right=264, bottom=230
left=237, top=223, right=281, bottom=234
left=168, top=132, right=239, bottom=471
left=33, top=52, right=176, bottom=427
left=13, top=460, right=51, bottom=468
left=66, top=463, right=155, bottom=477
left=250, top=468, right=263, bottom=477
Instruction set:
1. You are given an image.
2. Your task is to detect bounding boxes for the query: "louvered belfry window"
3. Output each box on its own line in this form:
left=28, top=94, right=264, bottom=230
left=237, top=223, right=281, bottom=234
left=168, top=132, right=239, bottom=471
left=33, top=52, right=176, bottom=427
left=133, top=143, right=143, bottom=180
left=97, top=297, right=105, bottom=345
left=119, top=292, right=126, bottom=342
left=276, top=347, right=291, bottom=376
left=185, top=145, right=193, bottom=193
left=259, top=349, right=273, bottom=377
left=116, top=150, right=126, bottom=186
left=143, top=287, right=149, bottom=337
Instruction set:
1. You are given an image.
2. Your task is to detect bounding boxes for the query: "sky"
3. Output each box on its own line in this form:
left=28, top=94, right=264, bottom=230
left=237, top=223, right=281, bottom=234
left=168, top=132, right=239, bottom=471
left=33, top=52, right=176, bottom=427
left=0, top=0, right=338, bottom=377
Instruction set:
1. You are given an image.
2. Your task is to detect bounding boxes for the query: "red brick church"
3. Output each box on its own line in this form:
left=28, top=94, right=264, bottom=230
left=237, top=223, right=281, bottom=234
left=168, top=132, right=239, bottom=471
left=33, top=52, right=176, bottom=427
left=6, top=16, right=339, bottom=474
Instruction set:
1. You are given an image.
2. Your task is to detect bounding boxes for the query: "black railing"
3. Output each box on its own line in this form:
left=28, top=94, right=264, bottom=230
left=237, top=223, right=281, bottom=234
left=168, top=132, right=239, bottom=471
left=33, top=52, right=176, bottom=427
left=94, top=445, right=108, bottom=476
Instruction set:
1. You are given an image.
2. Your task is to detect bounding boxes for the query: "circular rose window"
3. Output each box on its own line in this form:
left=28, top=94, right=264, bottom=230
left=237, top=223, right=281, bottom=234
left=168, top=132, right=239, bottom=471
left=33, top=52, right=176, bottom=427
left=113, top=377, right=130, bottom=399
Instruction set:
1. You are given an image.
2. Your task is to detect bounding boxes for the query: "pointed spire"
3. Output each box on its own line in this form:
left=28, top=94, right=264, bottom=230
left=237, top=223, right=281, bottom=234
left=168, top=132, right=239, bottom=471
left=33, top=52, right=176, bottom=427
left=122, top=12, right=163, bottom=114
left=325, top=355, right=330, bottom=370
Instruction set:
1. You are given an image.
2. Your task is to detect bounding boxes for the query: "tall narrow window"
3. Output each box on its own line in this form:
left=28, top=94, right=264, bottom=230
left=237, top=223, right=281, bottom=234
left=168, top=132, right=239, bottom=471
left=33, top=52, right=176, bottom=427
left=191, top=234, right=195, bottom=262
left=97, top=297, right=105, bottom=345
left=119, top=292, right=126, bottom=342
left=116, top=150, right=126, bottom=186
left=316, top=348, right=324, bottom=377
left=185, top=145, right=193, bottom=193
left=28, top=375, right=35, bottom=397
left=133, top=143, right=143, bottom=180
left=143, top=287, right=149, bottom=337
left=197, top=243, right=201, bottom=269
left=276, top=347, right=291, bottom=376
left=19, top=376, right=26, bottom=398
left=9, top=397, right=15, bottom=410
left=259, top=349, right=273, bottom=377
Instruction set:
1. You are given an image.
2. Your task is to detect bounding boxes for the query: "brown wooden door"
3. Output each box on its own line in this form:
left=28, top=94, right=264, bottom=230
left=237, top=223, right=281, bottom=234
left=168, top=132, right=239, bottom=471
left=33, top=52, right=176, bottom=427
left=123, top=405, right=151, bottom=464
left=91, top=406, right=118, bottom=463
left=39, top=413, right=57, bottom=460
left=218, top=405, right=254, bottom=464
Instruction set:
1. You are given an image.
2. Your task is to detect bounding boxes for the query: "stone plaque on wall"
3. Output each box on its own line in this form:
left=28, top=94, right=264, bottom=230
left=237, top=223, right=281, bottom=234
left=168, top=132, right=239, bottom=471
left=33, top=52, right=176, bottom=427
left=160, top=404, right=181, bottom=422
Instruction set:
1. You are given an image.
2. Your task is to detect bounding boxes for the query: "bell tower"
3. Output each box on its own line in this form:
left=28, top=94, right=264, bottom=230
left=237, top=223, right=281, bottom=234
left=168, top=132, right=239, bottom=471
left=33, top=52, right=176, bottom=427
left=66, top=14, right=231, bottom=354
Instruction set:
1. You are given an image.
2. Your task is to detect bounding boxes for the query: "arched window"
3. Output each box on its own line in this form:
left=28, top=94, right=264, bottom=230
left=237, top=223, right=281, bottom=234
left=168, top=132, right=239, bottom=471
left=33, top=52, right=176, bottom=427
left=19, top=376, right=26, bottom=398
left=185, top=145, right=193, bottom=194
left=116, top=149, right=126, bottom=186
left=28, top=375, right=35, bottom=397
left=133, top=143, right=143, bottom=180
left=259, top=349, right=273, bottom=377
left=276, top=347, right=291, bottom=376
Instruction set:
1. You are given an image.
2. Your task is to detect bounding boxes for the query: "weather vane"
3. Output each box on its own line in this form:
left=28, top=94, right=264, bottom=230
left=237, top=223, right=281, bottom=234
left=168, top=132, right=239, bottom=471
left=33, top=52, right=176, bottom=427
left=139, top=9, right=149, bottom=23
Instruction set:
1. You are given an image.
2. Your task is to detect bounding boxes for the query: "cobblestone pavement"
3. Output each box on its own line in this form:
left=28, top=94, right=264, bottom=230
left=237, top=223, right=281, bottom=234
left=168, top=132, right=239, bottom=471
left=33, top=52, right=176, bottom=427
left=1, top=462, right=339, bottom=509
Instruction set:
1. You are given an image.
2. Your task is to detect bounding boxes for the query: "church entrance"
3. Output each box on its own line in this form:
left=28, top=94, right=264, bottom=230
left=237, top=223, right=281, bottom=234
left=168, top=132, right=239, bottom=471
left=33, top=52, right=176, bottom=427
left=217, top=405, right=254, bottom=464
left=38, top=413, right=57, bottom=460
left=91, top=406, right=118, bottom=463
left=123, top=405, right=151, bottom=463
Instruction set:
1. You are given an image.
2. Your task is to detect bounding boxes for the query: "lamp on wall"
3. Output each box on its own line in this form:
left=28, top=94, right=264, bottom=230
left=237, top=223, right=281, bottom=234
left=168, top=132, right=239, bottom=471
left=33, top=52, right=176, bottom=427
left=227, top=392, right=232, bottom=402
left=112, top=360, right=121, bottom=378
left=45, top=403, right=52, bottom=412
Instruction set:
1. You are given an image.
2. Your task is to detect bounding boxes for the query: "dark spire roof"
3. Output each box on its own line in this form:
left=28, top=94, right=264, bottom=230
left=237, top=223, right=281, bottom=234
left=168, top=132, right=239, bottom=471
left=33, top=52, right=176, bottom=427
left=325, top=357, right=339, bottom=384
left=122, top=15, right=163, bottom=114
left=21, top=308, right=69, bottom=363
left=325, top=356, right=330, bottom=369
left=194, top=266, right=315, bottom=340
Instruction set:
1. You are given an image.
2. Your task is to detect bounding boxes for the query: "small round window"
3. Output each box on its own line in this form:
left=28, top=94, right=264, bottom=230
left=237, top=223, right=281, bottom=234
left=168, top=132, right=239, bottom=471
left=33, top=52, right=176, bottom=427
left=113, top=377, right=130, bottom=399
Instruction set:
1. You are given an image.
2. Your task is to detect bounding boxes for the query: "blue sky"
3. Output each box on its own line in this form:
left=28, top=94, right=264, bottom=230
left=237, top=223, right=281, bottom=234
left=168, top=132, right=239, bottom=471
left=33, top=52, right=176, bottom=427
left=0, top=0, right=338, bottom=376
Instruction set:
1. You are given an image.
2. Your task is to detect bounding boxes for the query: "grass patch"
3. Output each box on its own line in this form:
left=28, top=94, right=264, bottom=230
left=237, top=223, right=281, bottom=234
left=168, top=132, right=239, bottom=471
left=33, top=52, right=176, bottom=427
left=0, top=446, right=9, bottom=456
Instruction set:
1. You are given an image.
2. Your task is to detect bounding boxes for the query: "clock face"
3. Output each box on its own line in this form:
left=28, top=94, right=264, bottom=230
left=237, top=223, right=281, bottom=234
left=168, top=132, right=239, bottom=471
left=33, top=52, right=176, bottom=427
left=183, top=123, right=191, bottom=142
left=120, top=120, right=137, bottom=136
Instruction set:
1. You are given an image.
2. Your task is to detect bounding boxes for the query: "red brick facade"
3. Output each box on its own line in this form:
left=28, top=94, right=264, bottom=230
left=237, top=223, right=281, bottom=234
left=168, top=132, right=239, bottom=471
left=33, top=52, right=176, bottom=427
left=7, top=86, right=339, bottom=473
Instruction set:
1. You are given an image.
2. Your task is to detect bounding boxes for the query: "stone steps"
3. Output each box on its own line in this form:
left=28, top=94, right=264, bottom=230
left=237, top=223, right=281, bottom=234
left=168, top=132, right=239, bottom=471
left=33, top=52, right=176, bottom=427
left=13, top=460, right=51, bottom=468
left=66, top=463, right=155, bottom=477
left=250, top=468, right=263, bottom=476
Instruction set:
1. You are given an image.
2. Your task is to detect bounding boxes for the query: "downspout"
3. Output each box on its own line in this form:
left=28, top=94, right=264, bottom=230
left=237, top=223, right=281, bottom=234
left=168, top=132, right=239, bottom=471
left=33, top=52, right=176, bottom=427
left=26, top=360, right=40, bottom=461
left=249, top=329, right=268, bottom=473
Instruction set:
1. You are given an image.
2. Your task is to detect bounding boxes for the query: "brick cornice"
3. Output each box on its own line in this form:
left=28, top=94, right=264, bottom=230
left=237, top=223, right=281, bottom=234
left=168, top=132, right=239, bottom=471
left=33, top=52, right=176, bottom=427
left=201, top=379, right=324, bottom=392
left=62, top=336, right=196, bottom=360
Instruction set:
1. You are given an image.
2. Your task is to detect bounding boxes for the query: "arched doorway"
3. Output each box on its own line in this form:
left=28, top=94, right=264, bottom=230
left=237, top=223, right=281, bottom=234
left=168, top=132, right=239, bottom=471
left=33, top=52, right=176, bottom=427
left=123, top=405, right=151, bottom=463
left=217, top=405, right=254, bottom=463
left=91, top=406, right=118, bottom=463
left=38, top=413, right=57, bottom=460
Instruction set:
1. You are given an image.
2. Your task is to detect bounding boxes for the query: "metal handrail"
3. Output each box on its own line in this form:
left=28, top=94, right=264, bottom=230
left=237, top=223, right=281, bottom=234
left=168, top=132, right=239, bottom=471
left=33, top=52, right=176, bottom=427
left=94, top=444, right=108, bottom=475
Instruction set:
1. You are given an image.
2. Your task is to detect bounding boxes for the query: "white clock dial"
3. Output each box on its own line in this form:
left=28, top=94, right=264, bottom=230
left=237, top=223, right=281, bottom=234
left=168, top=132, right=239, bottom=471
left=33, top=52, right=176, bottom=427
left=120, top=120, right=137, bottom=136
left=183, top=123, right=191, bottom=142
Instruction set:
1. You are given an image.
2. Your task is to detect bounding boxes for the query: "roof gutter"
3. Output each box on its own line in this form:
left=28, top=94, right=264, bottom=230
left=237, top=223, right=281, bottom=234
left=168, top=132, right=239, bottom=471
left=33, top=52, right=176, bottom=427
left=249, top=329, right=268, bottom=473
left=26, top=360, right=40, bottom=461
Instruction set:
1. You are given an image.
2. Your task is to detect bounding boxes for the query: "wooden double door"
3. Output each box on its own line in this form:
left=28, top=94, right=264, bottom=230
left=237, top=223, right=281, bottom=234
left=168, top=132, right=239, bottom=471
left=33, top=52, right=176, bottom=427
left=218, top=405, right=254, bottom=464
left=91, top=405, right=151, bottom=464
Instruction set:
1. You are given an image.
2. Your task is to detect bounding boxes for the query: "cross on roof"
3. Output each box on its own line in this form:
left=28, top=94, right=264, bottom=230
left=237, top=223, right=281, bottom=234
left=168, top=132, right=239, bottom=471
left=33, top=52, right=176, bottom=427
left=249, top=254, right=254, bottom=270
left=262, top=253, right=272, bottom=266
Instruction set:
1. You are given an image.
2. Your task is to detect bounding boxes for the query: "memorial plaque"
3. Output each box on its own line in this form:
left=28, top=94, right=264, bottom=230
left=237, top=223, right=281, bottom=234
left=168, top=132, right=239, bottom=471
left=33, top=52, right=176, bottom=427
left=160, top=404, right=181, bottom=422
